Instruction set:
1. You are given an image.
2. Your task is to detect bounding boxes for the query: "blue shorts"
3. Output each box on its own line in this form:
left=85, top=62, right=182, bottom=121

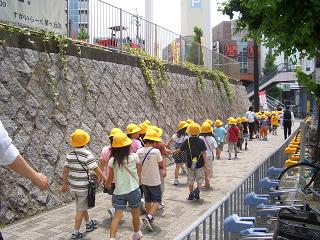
left=142, top=185, right=162, bottom=203
left=113, top=187, right=141, bottom=209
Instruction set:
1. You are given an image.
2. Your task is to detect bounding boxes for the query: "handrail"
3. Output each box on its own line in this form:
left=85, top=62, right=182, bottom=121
left=267, top=95, right=285, bottom=107
left=175, top=127, right=300, bottom=240
left=246, top=63, right=296, bottom=94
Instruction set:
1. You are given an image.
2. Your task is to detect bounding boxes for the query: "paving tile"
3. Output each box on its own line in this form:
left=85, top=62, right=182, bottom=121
left=2, top=125, right=298, bottom=239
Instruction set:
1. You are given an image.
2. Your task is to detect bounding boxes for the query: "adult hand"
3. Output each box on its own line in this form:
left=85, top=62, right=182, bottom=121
left=32, top=172, right=49, bottom=191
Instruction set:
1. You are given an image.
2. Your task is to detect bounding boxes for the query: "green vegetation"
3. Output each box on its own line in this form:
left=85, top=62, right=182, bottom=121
left=187, top=26, right=204, bottom=65
left=77, top=27, right=89, bottom=41
left=0, top=23, right=95, bottom=106
left=221, top=0, right=320, bottom=185
left=126, top=47, right=169, bottom=104
left=267, top=85, right=283, bottom=101
left=185, top=61, right=234, bottom=101
left=263, top=51, right=276, bottom=76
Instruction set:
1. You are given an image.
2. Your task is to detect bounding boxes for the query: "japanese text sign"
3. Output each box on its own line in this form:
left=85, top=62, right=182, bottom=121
left=0, top=0, right=66, bottom=34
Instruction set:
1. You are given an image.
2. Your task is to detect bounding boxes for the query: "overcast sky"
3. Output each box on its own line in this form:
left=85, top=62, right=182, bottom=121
left=102, top=0, right=233, bottom=34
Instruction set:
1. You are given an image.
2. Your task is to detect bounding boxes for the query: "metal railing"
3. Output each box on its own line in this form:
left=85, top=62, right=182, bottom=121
left=246, top=63, right=296, bottom=94
left=175, top=127, right=300, bottom=240
left=81, top=0, right=240, bottom=80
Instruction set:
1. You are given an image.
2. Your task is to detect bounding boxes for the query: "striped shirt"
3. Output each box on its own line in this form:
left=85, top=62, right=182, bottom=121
left=64, top=148, right=98, bottom=193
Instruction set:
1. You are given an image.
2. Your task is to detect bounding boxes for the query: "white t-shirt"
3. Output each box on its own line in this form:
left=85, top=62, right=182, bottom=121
left=172, top=133, right=189, bottom=149
left=200, top=136, right=218, bottom=157
left=245, top=111, right=256, bottom=123
left=136, top=147, right=162, bottom=186
left=0, top=120, right=19, bottom=166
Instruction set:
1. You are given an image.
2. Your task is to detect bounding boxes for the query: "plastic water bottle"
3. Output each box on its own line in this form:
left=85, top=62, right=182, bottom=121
left=191, top=157, right=197, bottom=170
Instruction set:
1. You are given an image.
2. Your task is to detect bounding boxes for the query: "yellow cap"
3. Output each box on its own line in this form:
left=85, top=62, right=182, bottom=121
left=215, top=119, right=223, bottom=127
left=147, top=125, right=163, bottom=137
left=112, top=132, right=133, bottom=148
left=143, top=120, right=152, bottom=126
left=241, top=117, right=247, bottom=122
left=187, top=123, right=201, bottom=136
left=236, top=117, right=242, bottom=124
left=139, top=123, right=149, bottom=135
left=228, top=118, right=237, bottom=125
left=126, top=123, right=141, bottom=135
left=227, top=117, right=234, bottom=121
left=204, top=119, right=213, bottom=126
left=186, top=119, right=194, bottom=124
left=109, top=128, right=122, bottom=137
left=201, top=122, right=213, bottom=133
left=70, top=129, right=91, bottom=148
left=144, top=129, right=161, bottom=142
left=261, top=114, right=267, bottom=119
left=178, top=121, right=188, bottom=130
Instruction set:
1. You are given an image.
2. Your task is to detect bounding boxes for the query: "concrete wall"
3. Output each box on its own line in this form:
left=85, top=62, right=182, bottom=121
left=0, top=45, right=250, bottom=224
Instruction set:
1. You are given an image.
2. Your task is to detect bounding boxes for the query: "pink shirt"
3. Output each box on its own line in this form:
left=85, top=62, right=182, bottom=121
left=130, top=139, right=142, bottom=153
left=100, top=146, right=112, bottom=177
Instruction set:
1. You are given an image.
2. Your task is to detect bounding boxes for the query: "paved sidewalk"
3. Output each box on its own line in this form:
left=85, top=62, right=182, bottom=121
left=2, top=125, right=299, bottom=240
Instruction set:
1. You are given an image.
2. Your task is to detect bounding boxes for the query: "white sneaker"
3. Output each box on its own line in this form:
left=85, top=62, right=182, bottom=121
left=158, top=202, right=165, bottom=210
left=173, top=178, right=179, bottom=185
left=108, top=207, right=115, bottom=218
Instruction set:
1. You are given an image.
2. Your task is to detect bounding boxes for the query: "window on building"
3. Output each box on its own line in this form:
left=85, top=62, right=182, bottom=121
left=237, top=41, right=248, bottom=73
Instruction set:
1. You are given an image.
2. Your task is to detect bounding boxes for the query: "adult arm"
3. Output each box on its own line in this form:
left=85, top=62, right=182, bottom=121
left=9, top=155, right=49, bottom=191
left=1, top=121, right=48, bottom=190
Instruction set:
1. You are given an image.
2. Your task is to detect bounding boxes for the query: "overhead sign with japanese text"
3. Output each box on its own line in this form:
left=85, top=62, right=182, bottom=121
left=0, top=0, right=66, bottom=34
left=190, top=0, right=202, bottom=8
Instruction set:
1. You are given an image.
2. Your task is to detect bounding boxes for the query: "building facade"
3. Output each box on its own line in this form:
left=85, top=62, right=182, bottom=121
left=212, top=20, right=258, bottom=86
left=65, top=0, right=89, bottom=39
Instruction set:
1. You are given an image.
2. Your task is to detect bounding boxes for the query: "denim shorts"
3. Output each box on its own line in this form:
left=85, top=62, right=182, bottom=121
left=113, top=187, right=141, bottom=209
left=142, top=185, right=162, bottom=203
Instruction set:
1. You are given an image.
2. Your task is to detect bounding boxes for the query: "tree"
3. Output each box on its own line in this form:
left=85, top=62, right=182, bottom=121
left=267, top=85, right=283, bottom=101
left=77, top=27, right=89, bottom=41
left=263, top=50, right=276, bottom=76
left=221, top=0, right=320, bottom=188
left=187, top=26, right=204, bottom=65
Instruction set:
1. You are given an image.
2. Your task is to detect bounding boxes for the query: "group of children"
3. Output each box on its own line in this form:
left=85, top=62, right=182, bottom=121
left=61, top=112, right=281, bottom=239
left=254, top=111, right=281, bottom=140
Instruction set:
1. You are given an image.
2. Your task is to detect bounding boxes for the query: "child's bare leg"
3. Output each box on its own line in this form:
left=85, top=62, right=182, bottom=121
left=74, top=211, right=84, bottom=231
left=175, top=163, right=181, bottom=178
left=110, top=209, right=124, bottom=238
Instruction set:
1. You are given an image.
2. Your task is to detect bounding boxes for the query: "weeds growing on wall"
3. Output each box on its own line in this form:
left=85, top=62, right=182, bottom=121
left=126, top=47, right=169, bottom=104
left=0, top=23, right=95, bottom=106
left=185, top=61, right=234, bottom=101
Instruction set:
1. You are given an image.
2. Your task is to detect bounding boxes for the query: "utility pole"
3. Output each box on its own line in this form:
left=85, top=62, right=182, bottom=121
left=253, top=41, right=260, bottom=112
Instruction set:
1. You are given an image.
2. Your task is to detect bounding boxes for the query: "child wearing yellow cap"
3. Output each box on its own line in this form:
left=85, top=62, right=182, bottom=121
left=259, top=115, right=269, bottom=141
left=200, top=122, right=218, bottom=189
left=167, top=121, right=189, bottom=185
left=214, top=120, right=227, bottom=159
left=171, top=123, right=207, bottom=200
left=105, top=132, right=142, bottom=240
left=126, top=123, right=142, bottom=153
left=241, top=117, right=249, bottom=150
left=227, top=119, right=240, bottom=160
left=62, top=129, right=108, bottom=239
left=236, top=118, right=244, bottom=151
left=99, top=128, right=122, bottom=218
left=270, top=112, right=279, bottom=135
left=136, top=129, right=164, bottom=232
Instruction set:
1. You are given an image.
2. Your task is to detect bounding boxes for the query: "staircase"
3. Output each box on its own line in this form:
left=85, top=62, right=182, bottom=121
left=246, top=63, right=297, bottom=98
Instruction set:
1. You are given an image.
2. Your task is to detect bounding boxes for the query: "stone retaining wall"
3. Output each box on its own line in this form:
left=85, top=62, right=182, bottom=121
left=0, top=45, right=250, bottom=223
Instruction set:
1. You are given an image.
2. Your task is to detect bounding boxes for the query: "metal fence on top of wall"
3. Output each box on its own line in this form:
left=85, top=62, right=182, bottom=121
left=174, top=127, right=300, bottom=240
left=68, top=0, right=240, bottom=81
